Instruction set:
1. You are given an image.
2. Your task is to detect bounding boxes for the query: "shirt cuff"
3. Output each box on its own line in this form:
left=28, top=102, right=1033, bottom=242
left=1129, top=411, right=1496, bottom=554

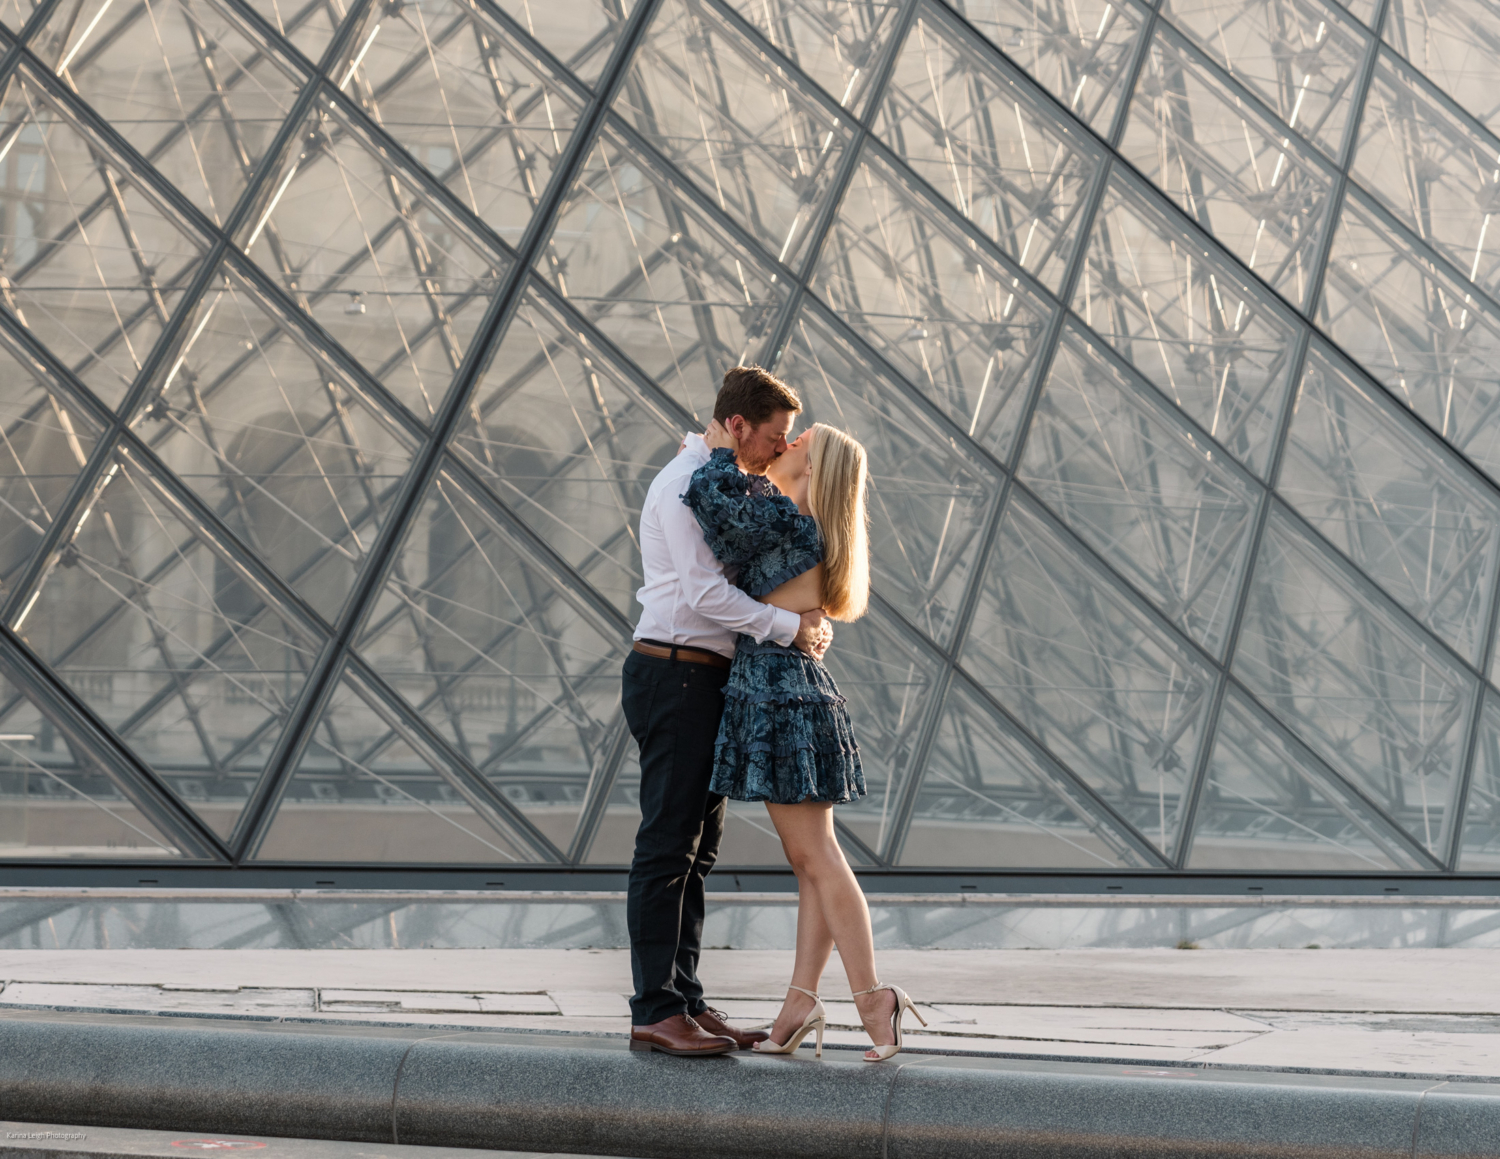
left=766, top=606, right=801, bottom=647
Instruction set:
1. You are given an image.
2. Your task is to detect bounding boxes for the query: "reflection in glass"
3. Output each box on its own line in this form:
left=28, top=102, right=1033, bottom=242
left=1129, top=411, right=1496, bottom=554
left=454, top=284, right=683, bottom=619
left=9, top=447, right=325, bottom=841
left=1318, top=189, right=1500, bottom=489
left=1119, top=30, right=1336, bottom=307
left=1186, top=688, right=1430, bottom=870
left=1458, top=693, right=1500, bottom=869
left=877, top=1, right=1104, bottom=289
left=1020, top=325, right=1259, bottom=656
left=255, top=670, right=538, bottom=862
left=239, top=100, right=510, bottom=423
left=618, top=0, right=855, bottom=268
left=0, top=676, right=189, bottom=859
left=962, top=491, right=1216, bottom=860
left=777, top=302, right=1003, bottom=648
left=813, top=149, right=1054, bottom=463
left=1352, top=55, right=1500, bottom=302
left=0, top=68, right=212, bottom=411
left=139, top=265, right=417, bottom=624
left=1383, top=0, right=1500, bottom=131
left=1076, top=172, right=1299, bottom=478
left=1158, top=0, right=1369, bottom=159
left=1232, top=508, right=1474, bottom=857
left=357, top=473, right=626, bottom=855
left=1279, top=343, right=1500, bottom=664
left=899, top=681, right=1155, bottom=867
left=723, top=0, right=901, bottom=109
left=959, top=0, right=1149, bottom=132
left=538, top=126, right=788, bottom=419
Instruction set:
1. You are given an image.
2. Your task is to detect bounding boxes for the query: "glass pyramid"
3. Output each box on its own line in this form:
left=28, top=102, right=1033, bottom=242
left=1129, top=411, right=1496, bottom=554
left=0, top=0, right=1493, bottom=875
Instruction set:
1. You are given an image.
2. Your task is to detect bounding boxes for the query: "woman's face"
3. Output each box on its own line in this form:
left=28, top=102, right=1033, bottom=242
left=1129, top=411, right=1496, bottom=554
left=773, top=427, right=815, bottom=486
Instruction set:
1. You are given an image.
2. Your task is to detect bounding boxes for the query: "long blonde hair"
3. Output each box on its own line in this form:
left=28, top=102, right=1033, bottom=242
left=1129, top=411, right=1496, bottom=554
left=807, top=423, right=870, bottom=622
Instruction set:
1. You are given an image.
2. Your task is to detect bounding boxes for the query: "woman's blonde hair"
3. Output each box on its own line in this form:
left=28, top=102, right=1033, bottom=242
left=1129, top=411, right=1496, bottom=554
left=807, top=423, right=870, bottom=622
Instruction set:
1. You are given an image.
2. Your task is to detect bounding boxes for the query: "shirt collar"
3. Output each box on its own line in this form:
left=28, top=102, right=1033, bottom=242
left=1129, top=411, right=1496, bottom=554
left=681, top=432, right=710, bottom=464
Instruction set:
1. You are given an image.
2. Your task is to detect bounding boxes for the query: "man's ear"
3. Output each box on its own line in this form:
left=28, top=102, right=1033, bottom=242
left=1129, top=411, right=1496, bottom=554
left=725, top=415, right=748, bottom=441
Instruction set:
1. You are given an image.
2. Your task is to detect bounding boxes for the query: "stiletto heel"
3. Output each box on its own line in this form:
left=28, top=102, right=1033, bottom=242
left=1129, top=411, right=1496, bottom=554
left=749, top=984, right=827, bottom=1059
left=852, top=982, right=924, bottom=1062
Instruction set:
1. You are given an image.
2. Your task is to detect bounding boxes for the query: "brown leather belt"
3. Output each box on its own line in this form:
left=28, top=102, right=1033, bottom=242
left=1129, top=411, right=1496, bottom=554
left=632, top=640, right=732, bottom=669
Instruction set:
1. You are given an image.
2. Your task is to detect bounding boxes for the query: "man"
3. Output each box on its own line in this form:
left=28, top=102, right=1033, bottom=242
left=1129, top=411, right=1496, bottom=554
left=623, top=366, right=829, bottom=1057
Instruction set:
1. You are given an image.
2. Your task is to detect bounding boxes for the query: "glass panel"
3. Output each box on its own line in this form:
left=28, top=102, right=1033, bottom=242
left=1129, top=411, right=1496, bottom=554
left=240, top=100, right=510, bottom=423
left=811, top=149, right=1055, bottom=463
left=1186, top=688, right=1430, bottom=870
left=898, top=681, right=1154, bottom=867
left=135, top=265, right=418, bottom=624
left=1019, top=324, right=1260, bottom=656
left=0, top=69, right=212, bottom=410
left=1076, top=171, right=1300, bottom=478
left=356, top=473, right=627, bottom=856
left=722, top=0, right=901, bottom=109
left=8, top=446, right=325, bottom=840
left=537, top=126, right=788, bottom=420
left=0, top=675, right=188, bottom=859
left=821, top=607, right=943, bottom=858
left=348, top=0, right=586, bottom=240
left=0, top=342, right=100, bottom=594
left=453, top=284, right=683, bottom=620
left=582, top=741, right=638, bottom=863
left=1458, top=691, right=1500, bottom=869
left=1232, top=506, right=1474, bottom=857
left=1119, top=30, right=1337, bottom=307
left=777, top=302, right=1004, bottom=649
left=1318, top=188, right=1500, bottom=488
left=255, top=671, right=539, bottom=862
left=876, top=2, right=1104, bottom=290
left=962, top=489, right=1216, bottom=860
left=958, top=0, right=1150, bottom=132
left=1159, top=0, right=1370, bottom=158
left=616, top=0, right=855, bottom=268
left=491, top=0, right=636, bottom=84
left=1279, top=342, right=1500, bottom=664
left=0, top=0, right=36, bottom=33
left=239, top=0, right=343, bottom=62
left=1383, top=0, right=1500, bottom=131
left=1352, top=55, right=1500, bottom=301
left=35, top=0, right=304, bottom=226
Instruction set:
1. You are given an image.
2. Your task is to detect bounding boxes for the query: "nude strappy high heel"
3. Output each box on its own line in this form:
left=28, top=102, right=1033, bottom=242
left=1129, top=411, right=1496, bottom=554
left=748, top=984, right=826, bottom=1058
left=852, top=982, right=926, bottom=1062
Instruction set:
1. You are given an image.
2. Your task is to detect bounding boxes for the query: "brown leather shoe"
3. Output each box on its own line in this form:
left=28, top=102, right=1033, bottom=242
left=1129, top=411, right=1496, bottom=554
left=629, top=1013, right=737, bottom=1057
left=693, top=1006, right=770, bottom=1050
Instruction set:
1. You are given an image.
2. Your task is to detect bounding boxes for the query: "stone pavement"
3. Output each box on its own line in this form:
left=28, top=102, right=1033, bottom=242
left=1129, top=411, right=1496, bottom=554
left=2, top=947, right=1498, bottom=1081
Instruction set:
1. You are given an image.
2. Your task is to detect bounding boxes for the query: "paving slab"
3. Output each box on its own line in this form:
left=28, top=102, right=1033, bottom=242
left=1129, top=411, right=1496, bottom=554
left=0, top=1123, right=624, bottom=1159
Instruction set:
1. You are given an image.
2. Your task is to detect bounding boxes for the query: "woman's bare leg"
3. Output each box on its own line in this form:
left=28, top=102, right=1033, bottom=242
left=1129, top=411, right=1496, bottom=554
left=766, top=876, right=833, bottom=1043
left=766, top=801, right=897, bottom=1059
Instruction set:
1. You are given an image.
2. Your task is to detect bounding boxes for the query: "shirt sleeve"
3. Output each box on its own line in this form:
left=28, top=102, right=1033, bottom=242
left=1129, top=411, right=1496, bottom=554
left=661, top=479, right=801, bottom=646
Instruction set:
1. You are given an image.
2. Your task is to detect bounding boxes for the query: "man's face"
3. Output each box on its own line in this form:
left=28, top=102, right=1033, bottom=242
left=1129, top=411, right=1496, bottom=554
left=728, top=409, right=797, bottom=473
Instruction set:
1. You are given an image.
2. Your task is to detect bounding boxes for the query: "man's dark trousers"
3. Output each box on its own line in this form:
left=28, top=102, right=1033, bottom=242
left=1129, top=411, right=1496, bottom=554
left=622, top=648, right=729, bottom=1026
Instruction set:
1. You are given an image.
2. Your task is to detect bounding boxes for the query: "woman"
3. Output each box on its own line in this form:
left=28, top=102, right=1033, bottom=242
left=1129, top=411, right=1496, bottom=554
left=683, top=420, right=925, bottom=1063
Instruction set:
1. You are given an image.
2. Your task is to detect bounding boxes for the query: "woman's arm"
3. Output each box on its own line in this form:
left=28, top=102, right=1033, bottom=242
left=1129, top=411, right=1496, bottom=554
left=682, top=447, right=801, bottom=567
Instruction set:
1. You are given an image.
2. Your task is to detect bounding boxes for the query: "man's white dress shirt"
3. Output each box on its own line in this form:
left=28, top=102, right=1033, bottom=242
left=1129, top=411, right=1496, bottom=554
left=634, top=434, right=800, bottom=659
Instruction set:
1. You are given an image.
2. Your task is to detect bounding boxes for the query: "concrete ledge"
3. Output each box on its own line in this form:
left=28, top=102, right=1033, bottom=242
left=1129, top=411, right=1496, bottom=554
left=2, top=1009, right=1497, bottom=1159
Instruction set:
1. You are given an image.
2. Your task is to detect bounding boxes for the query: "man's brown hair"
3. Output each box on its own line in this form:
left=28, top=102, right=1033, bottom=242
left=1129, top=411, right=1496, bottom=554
left=713, top=365, right=802, bottom=427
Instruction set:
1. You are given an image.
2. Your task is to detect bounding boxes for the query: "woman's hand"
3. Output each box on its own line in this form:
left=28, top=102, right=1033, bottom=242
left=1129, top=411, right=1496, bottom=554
left=704, top=418, right=737, bottom=452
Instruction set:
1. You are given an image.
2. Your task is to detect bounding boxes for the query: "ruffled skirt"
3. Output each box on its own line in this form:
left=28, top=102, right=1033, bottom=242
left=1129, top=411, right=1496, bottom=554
left=708, top=635, right=865, bottom=805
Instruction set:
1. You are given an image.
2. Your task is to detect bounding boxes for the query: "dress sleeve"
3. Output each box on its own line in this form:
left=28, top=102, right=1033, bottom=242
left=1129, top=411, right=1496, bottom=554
left=681, top=447, right=802, bottom=567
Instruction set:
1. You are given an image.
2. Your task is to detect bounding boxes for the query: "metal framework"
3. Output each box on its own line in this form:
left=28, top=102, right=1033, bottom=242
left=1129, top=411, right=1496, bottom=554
left=0, top=0, right=1499, bottom=882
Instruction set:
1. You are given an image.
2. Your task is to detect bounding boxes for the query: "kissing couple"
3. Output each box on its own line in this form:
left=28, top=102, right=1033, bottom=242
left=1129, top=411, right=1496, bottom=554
left=621, top=365, right=925, bottom=1062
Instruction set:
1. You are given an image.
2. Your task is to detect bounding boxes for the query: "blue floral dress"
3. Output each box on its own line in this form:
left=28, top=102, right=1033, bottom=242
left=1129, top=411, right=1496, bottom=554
left=682, top=448, right=865, bottom=805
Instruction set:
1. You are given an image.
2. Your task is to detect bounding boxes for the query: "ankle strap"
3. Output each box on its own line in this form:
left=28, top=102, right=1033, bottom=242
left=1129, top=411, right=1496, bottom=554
left=851, top=982, right=887, bottom=996
left=787, top=984, right=819, bottom=1000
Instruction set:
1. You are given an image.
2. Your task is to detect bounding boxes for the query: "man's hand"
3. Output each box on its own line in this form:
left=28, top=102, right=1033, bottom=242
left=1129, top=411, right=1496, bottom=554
left=793, top=608, right=827, bottom=657
left=704, top=418, right=737, bottom=452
